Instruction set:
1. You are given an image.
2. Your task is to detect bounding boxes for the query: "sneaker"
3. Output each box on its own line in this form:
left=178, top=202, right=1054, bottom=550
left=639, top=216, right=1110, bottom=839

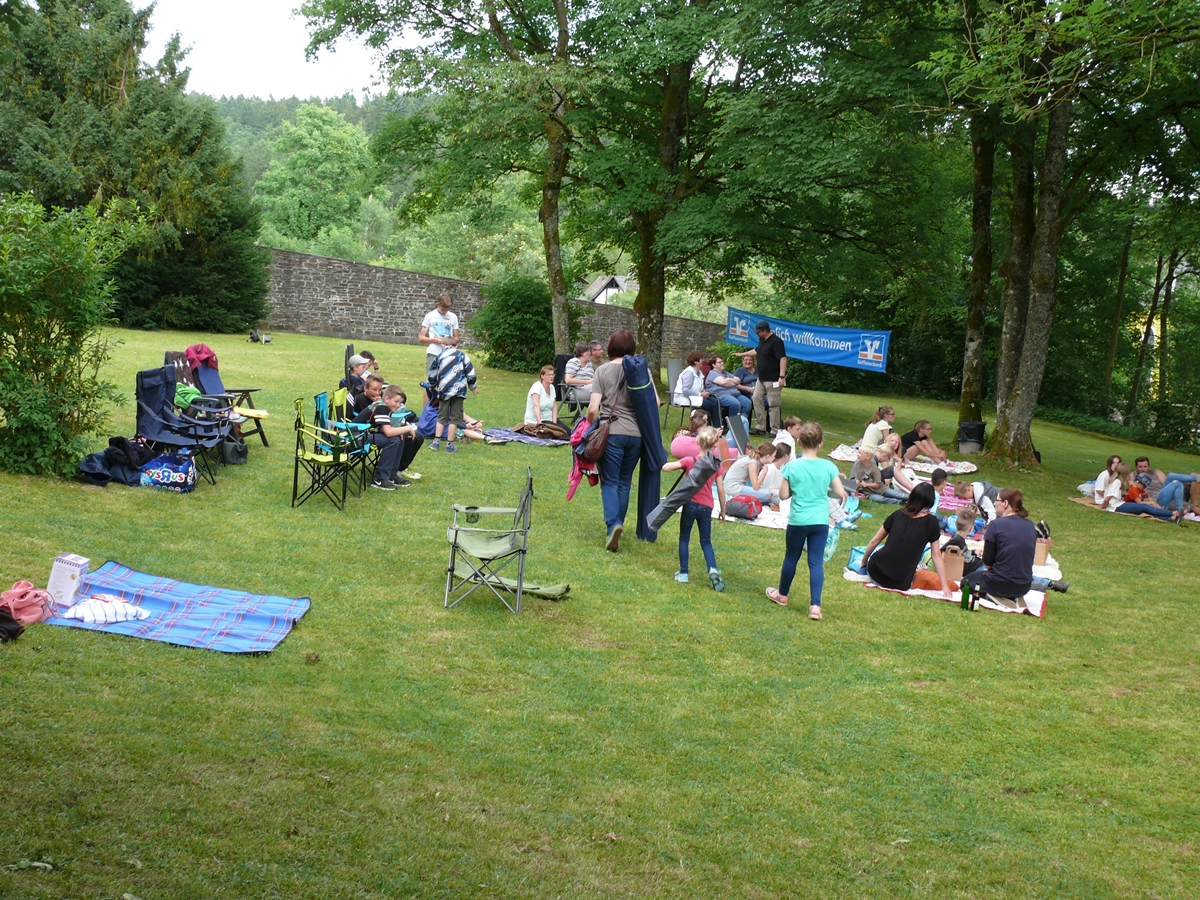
left=836, top=519, right=859, bottom=531
left=1046, top=580, right=1069, bottom=593
left=674, top=571, right=689, bottom=583
left=370, top=479, right=397, bottom=491
left=393, top=475, right=412, bottom=488
left=445, top=441, right=458, bottom=453
left=842, top=567, right=871, bottom=583
left=765, top=587, right=787, bottom=606
left=404, top=470, right=422, bottom=480
left=809, top=605, right=823, bottom=621
left=709, top=568, right=725, bottom=592
left=606, top=524, right=623, bottom=552
left=430, top=439, right=441, bottom=452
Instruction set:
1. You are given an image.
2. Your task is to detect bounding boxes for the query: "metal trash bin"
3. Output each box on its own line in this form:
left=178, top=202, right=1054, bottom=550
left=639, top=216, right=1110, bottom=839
left=958, top=420, right=986, bottom=454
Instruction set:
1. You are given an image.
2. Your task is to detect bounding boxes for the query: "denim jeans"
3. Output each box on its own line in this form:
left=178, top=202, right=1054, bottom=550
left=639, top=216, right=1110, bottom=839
left=867, top=486, right=909, bottom=504
left=778, top=523, right=828, bottom=605
left=368, top=432, right=401, bottom=482
left=599, top=433, right=642, bottom=530
left=717, top=393, right=752, bottom=419
left=679, top=500, right=717, bottom=574
left=1116, top=501, right=1175, bottom=520
left=1157, top=473, right=1197, bottom=510
left=731, top=485, right=774, bottom=503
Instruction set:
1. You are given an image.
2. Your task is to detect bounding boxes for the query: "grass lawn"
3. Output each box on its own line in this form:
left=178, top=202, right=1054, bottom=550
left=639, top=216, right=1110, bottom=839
left=2, top=328, right=1199, bottom=899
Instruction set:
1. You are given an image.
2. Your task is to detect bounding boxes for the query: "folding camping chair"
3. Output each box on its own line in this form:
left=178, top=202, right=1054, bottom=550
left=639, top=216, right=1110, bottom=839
left=292, top=398, right=353, bottom=510
left=136, top=367, right=230, bottom=485
left=553, top=353, right=586, bottom=427
left=725, top=413, right=750, bottom=455
left=445, top=466, right=534, bottom=614
left=315, top=389, right=373, bottom=496
left=190, top=350, right=270, bottom=447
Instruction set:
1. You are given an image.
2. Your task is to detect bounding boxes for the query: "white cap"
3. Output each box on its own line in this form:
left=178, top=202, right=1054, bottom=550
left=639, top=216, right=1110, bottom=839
left=348, top=354, right=369, bottom=367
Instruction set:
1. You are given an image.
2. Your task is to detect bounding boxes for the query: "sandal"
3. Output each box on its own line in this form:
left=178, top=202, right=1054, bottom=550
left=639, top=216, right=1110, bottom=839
left=765, top=588, right=787, bottom=607
left=809, top=605, right=823, bottom=621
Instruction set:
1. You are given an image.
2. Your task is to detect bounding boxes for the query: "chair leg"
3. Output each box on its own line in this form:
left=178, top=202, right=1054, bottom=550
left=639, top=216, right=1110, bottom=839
left=514, top=549, right=525, bottom=614
left=292, top=455, right=301, bottom=508
left=444, top=542, right=457, bottom=608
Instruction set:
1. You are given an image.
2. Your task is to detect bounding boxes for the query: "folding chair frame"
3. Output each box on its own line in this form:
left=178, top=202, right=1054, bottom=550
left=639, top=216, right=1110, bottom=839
left=444, top=466, right=533, bottom=614
left=292, top=399, right=352, bottom=510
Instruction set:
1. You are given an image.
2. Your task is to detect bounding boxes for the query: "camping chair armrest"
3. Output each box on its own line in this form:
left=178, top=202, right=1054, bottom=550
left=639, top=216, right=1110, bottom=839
left=448, top=525, right=524, bottom=536
left=452, top=505, right=519, bottom=515
left=223, top=387, right=260, bottom=394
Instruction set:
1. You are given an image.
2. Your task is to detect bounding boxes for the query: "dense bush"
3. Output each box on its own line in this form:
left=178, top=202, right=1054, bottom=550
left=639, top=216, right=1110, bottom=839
left=471, top=275, right=580, bottom=374
left=1034, top=404, right=1200, bottom=453
left=0, top=194, right=143, bottom=476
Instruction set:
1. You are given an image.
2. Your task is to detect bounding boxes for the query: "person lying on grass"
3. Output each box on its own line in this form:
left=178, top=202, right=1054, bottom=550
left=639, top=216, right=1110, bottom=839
left=900, top=420, right=948, bottom=464
left=766, top=422, right=847, bottom=620
left=844, top=482, right=954, bottom=600
left=662, top=426, right=729, bottom=592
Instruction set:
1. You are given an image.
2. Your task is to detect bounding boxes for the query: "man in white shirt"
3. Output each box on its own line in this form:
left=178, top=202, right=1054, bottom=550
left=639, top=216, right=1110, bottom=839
left=419, top=292, right=460, bottom=379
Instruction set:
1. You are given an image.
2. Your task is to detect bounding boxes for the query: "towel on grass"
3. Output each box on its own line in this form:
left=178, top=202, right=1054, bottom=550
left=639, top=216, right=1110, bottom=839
left=62, top=593, right=150, bottom=624
left=481, top=428, right=569, bottom=447
left=863, top=581, right=1046, bottom=618
left=829, top=443, right=978, bottom=474
left=45, top=561, right=310, bottom=653
left=1068, top=495, right=1191, bottom=525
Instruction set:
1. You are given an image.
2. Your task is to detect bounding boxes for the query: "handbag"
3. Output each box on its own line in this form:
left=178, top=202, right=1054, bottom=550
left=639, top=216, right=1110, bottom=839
left=140, top=452, right=198, bottom=493
left=221, top=437, right=249, bottom=465
left=0, top=581, right=53, bottom=625
left=581, top=368, right=626, bottom=463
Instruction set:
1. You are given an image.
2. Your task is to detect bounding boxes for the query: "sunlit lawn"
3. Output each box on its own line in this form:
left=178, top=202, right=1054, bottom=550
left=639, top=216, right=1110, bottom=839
left=2, top=328, right=1198, bottom=899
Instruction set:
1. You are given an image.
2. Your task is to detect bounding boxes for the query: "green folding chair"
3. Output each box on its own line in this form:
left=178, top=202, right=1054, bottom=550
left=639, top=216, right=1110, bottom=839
left=292, top=398, right=352, bottom=510
left=444, top=466, right=534, bottom=613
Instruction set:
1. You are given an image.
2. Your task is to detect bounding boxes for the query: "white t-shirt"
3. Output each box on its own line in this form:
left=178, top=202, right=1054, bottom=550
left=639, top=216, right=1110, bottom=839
left=773, top=428, right=796, bottom=458
left=525, top=381, right=555, bottom=424
left=724, top=455, right=759, bottom=495
left=1093, top=469, right=1112, bottom=505
left=1100, top=477, right=1123, bottom=512
left=421, top=309, right=460, bottom=355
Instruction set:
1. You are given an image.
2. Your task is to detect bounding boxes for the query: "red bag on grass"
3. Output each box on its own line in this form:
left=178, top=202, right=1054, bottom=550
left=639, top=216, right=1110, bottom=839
left=0, top=581, right=53, bottom=625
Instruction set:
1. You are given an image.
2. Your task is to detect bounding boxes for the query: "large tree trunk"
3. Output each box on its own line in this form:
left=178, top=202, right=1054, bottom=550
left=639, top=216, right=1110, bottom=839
left=1127, top=254, right=1165, bottom=418
left=988, top=97, right=1072, bottom=464
left=1103, top=216, right=1135, bottom=414
left=994, top=123, right=1036, bottom=421
left=1158, top=250, right=1178, bottom=398
left=540, top=118, right=572, bottom=355
left=958, top=109, right=995, bottom=425
left=633, top=214, right=666, bottom=384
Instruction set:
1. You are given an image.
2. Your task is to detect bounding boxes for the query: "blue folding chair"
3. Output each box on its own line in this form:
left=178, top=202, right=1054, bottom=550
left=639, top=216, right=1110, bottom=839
left=194, top=357, right=270, bottom=447
left=135, top=367, right=228, bottom=485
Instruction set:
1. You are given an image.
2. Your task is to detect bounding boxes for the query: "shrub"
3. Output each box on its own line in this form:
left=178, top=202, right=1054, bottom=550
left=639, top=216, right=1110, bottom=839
left=471, top=275, right=581, bottom=374
left=0, top=194, right=144, bottom=476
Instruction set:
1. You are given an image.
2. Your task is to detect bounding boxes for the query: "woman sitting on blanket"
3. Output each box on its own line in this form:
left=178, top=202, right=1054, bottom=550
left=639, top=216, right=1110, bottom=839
left=845, top=482, right=954, bottom=599
left=951, top=493, right=1069, bottom=595
left=1103, top=463, right=1183, bottom=522
left=861, top=406, right=895, bottom=453
left=724, top=442, right=779, bottom=504
left=672, top=410, right=741, bottom=463
left=1080, top=455, right=1121, bottom=504
left=525, top=365, right=562, bottom=427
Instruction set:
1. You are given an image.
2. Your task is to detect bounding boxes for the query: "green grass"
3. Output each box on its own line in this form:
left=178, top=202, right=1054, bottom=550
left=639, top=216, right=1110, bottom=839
left=2, top=328, right=1199, bottom=899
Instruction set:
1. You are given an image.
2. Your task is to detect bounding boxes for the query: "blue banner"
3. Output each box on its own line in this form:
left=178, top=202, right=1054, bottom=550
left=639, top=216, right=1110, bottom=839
left=725, top=307, right=890, bottom=373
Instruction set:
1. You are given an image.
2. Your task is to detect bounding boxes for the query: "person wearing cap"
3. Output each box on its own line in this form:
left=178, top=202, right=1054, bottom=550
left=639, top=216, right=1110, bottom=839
left=734, top=320, right=788, bottom=435
left=860, top=406, right=895, bottom=453
left=419, top=291, right=460, bottom=380
left=342, top=354, right=371, bottom=397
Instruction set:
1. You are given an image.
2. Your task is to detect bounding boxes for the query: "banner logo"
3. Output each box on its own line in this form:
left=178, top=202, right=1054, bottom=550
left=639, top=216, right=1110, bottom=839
left=729, top=316, right=750, bottom=339
left=858, top=337, right=884, bottom=364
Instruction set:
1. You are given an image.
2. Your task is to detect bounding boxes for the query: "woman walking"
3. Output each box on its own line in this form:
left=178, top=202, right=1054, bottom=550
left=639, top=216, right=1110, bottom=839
left=588, top=329, right=645, bottom=552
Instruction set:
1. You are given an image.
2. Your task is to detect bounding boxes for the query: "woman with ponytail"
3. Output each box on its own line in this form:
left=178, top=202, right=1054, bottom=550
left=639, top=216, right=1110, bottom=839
left=861, top=406, right=895, bottom=453
left=963, top=488, right=1038, bottom=599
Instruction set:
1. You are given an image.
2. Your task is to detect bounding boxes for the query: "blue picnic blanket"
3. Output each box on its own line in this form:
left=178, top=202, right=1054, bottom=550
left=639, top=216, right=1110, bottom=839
left=44, top=561, right=311, bottom=654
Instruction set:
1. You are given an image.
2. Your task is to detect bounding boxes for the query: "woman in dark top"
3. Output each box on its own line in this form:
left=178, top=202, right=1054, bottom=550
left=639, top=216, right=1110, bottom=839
left=859, top=483, right=953, bottom=599
left=963, top=488, right=1037, bottom=598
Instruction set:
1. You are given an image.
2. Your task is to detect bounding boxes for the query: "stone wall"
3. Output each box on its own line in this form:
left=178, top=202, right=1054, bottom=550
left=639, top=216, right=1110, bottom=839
left=263, top=249, right=727, bottom=358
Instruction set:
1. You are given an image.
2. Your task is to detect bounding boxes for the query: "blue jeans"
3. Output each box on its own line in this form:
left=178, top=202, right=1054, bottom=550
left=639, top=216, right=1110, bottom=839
left=1116, top=501, right=1175, bottom=520
left=731, top=485, right=774, bottom=502
left=599, top=433, right=642, bottom=530
left=1157, top=473, right=1197, bottom=510
left=679, top=500, right=717, bottom=574
left=778, top=523, right=828, bottom=606
left=717, top=393, right=752, bottom=418
left=867, top=487, right=908, bottom=504
left=367, top=433, right=401, bottom=482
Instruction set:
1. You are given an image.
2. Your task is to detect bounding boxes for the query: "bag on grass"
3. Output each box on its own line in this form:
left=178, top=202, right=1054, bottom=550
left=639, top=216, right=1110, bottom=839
left=0, top=609, right=23, bottom=642
left=847, top=545, right=867, bottom=572
left=726, top=494, right=764, bottom=520
left=0, top=581, right=53, bottom=625
left=221, top=438, right=249, bottom=466
left=140, top=452, right=197, bottom=493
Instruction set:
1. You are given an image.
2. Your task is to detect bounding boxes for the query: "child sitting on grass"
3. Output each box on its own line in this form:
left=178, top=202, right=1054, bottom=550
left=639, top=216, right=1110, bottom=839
left=661, top=426, right=728, bottom=592
left=942, top=504, right=983, bottom=577
left=766, top=422, right=848, bottom=619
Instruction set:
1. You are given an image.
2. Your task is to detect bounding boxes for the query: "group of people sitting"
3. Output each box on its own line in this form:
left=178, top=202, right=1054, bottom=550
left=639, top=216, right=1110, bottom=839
left=671, top=350, right=758, bottom=428
left=1080, top=454, right=1197, bottom=522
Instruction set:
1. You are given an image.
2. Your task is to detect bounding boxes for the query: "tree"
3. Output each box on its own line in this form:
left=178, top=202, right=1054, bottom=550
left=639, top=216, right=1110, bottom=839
left=0, top=0, right=270, bottom=332
left=254, top=104, right=375, bottom=242
left=302, top=0, right=589, bottom=355
left=0, top=193, right=145, bottom=476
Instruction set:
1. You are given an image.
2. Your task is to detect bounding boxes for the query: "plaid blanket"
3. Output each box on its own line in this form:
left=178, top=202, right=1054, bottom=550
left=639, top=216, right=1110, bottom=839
left=829, top=443, right=978, bottom=474
left=863, top=581, right=1046, bottom=618
left=481, top=428, right=570, bottom=447
left=44, top=561, right=310, bottom=653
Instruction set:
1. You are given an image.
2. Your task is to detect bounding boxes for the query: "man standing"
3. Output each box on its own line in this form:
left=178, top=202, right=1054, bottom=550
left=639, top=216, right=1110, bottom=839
left=419, top=291, right=460, bottom=379
left=736, top=321, right=787, bottom=434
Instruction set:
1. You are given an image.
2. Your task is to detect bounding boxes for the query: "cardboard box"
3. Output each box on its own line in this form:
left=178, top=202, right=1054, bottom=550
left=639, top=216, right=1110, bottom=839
left=942, top=543, right=964, bottom=584
left=47, top=554, right=89, bottom=611
left=1034, top=539, right=1050, bottom=567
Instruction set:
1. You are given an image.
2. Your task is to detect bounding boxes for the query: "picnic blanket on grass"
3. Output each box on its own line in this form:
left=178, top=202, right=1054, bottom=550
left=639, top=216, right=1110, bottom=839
left=44, top=561, right=310, bottom=653
left=863, top=581, right=1046, bottom=617
left=1069, top=495, right=1195, bottom=524
left=481, top=428, right=569, bottom=447
left=829, top=443, right=978, bottom=474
